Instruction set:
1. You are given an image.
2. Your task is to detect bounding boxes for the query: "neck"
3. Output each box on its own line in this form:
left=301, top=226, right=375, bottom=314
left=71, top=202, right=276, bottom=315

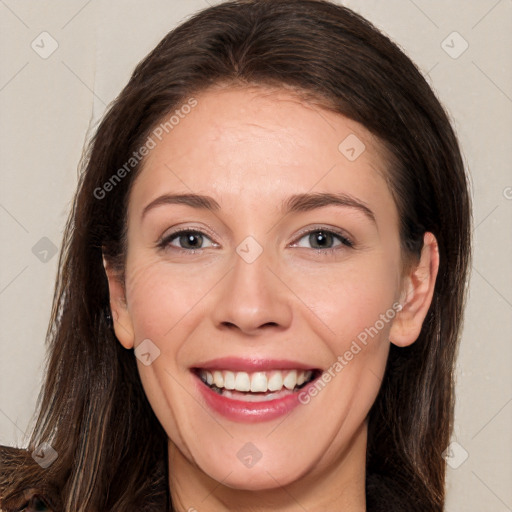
left=167, top=420, right=368, bottom=512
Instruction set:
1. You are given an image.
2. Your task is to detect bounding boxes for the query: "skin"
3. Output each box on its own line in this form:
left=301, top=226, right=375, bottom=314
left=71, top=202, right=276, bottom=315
left=104, top=86, right=439, bottom=512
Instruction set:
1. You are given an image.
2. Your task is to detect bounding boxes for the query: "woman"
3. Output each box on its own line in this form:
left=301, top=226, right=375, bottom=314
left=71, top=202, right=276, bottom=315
left=0, top=0, right=472, bottom=510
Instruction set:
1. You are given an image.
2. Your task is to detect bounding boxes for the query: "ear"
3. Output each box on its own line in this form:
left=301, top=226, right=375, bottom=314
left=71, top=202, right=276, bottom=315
left=102, top=253, right=135, bottom=350
left=389, top=232, right=439, bottom=347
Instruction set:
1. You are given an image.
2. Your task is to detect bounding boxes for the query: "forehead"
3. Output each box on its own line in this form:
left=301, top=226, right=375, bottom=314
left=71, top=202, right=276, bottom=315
left=127, top=86, right=396, bottom=225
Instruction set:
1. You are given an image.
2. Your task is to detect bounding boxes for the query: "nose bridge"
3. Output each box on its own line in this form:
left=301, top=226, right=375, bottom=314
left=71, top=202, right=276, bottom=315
left=232, top=238, right=272, bottom=299
left=211, top=236, right=293, bottom=334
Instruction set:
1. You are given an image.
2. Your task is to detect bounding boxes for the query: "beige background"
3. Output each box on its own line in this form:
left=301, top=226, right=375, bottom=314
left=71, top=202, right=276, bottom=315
left=1, top=1, right=511, bottom=510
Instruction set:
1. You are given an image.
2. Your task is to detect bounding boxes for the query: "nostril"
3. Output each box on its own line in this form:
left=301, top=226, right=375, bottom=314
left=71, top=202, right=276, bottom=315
left=219, top=321, right=279, bottom=332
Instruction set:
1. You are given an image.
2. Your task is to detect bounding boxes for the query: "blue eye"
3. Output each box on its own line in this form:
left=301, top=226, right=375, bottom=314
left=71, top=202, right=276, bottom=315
left=292, top=229, right=354, bottom=252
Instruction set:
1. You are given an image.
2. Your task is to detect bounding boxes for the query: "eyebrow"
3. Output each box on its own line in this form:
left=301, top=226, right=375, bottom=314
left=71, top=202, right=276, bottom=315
left=141, top=193, right=221, bottom=220
left=282, top=192, right=375, bottom=223
left=141, top=192, right=375, bottom=224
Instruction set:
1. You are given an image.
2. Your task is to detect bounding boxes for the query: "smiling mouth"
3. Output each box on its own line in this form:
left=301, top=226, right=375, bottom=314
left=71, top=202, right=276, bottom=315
left=192, top=368, right=320, bottom=402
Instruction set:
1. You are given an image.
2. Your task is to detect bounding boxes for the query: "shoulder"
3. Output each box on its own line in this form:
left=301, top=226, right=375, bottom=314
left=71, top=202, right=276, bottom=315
left=0, top=445, right=58, bottom=512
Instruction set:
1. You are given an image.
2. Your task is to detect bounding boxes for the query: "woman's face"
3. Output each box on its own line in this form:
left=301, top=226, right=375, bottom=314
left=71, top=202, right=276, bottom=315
left=107, top=86, right=423, bottom=494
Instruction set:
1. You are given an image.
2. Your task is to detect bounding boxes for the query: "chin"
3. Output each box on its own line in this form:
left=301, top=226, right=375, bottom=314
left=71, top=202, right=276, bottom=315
left=200, top=452, right=315, bottom=491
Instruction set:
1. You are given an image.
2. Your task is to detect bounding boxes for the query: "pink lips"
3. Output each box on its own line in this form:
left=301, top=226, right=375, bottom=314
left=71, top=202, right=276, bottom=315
left=192, top=356, right=317, bottom=372
left=192, top=357, right=320, bottom=423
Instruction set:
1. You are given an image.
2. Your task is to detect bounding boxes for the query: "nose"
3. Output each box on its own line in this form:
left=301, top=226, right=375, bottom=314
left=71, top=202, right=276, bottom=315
left=211, top=245, right=293, bottom=336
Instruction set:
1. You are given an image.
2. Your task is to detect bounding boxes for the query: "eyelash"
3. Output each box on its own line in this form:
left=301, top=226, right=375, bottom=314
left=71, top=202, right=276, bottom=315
left=156, top=227, right=354, bottom=255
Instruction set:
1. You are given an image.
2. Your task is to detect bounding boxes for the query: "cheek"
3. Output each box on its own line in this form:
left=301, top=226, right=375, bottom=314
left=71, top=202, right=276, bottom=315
left=124, top=254, right=217, bottom=341
left=285, top=251, right=401, bottom=345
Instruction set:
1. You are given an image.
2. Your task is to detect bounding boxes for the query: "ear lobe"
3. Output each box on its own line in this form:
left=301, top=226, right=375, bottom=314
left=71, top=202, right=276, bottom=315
left=389, top=232, right=440, bottom=347
left=102, top=253, right=135, bottom=350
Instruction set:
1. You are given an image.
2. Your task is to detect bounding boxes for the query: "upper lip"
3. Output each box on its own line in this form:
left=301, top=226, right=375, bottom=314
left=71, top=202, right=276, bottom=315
left=191, top=357, right=319, bottom=372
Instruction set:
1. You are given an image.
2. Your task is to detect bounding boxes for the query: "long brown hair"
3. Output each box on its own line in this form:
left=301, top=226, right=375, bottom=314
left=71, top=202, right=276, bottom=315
left=0, top=1, right=472, bottom=510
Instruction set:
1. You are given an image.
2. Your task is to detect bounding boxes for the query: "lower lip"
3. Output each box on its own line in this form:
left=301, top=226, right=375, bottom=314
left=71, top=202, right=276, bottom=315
left=194, top=372, right=318, bottom=423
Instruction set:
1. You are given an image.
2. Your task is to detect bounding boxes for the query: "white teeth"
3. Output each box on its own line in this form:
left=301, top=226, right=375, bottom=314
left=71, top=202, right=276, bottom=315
left=223, top=371, right=235, bottom=390
left=283, top=369, right=297, bottom=390
left=234, top=372, right=251, bottom=392
left=213, top=371, right=224, bottom=388
left=267, top=372, right=283, bottom=392
left=198, top=369, right=314, bottom=393
left=250, top=372, right=268, bottom=392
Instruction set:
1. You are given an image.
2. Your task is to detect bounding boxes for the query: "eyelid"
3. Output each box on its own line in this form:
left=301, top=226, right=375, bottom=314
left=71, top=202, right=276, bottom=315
left=291, top=225, right=354, bottom=247
left=157, top=223, right=219, bottom=244
left=157, top=224, right=355, bottom=253
left=156, top=227, right=217, bottom=252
